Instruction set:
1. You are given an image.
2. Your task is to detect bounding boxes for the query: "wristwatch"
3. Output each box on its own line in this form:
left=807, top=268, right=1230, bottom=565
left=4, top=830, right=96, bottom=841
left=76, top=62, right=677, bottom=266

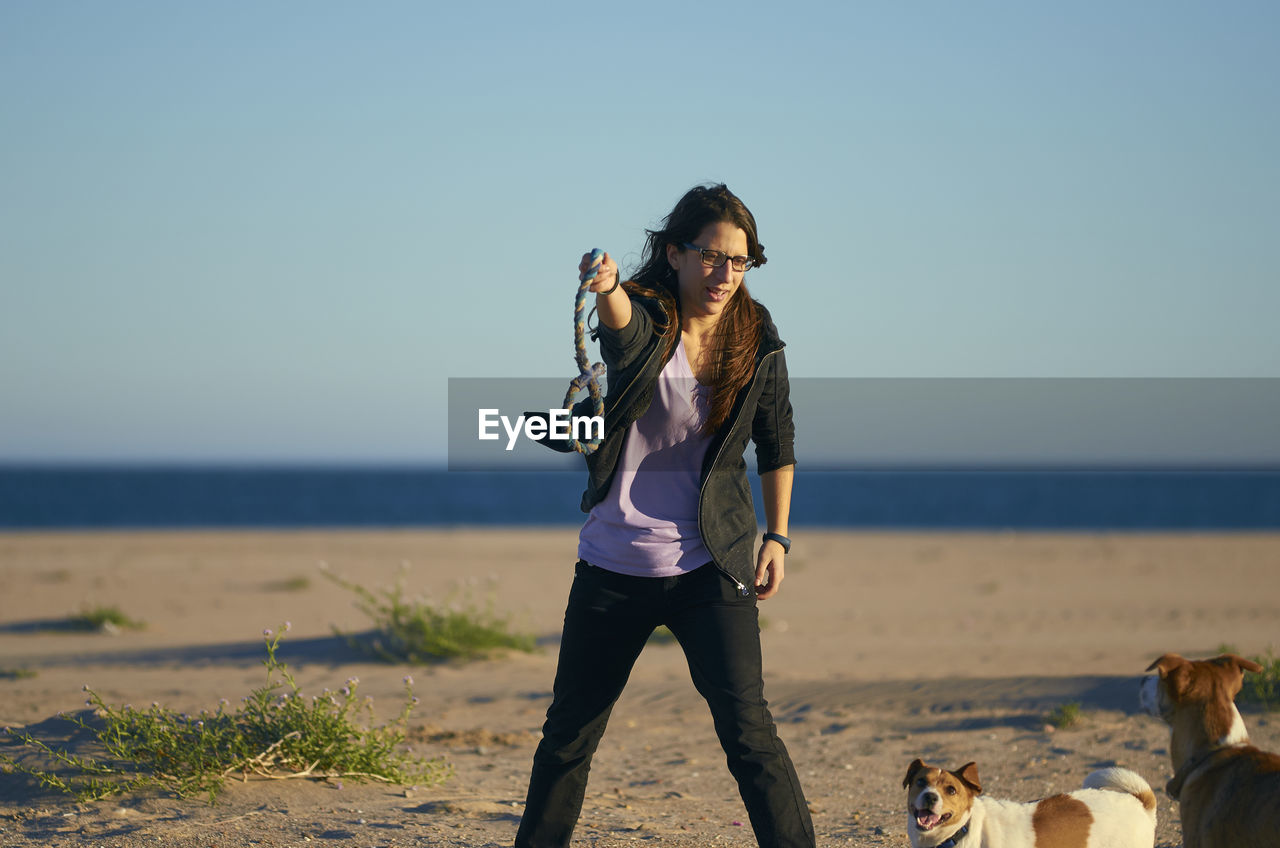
left=762, top=532, right=791, bottom=554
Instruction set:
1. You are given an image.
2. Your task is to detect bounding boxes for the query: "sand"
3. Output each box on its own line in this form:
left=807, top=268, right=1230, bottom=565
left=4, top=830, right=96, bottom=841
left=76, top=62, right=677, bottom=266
left=1, top=529, right=1278, bottom=847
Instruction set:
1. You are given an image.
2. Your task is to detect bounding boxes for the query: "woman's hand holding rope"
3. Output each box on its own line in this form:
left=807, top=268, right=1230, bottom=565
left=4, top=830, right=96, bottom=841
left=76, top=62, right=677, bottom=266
left=579, top=251, right=617, bottom=294
left=581, top=251, right=632, bottom=332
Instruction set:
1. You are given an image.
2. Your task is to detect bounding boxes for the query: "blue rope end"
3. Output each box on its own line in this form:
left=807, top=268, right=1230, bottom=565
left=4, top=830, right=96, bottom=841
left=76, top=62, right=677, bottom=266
left=581, top=248, right=604, bottom=284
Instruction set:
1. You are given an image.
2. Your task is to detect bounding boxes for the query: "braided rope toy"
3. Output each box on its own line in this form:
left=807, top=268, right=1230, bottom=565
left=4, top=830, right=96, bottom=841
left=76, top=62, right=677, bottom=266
left=563, top=248, right=606, bottom=454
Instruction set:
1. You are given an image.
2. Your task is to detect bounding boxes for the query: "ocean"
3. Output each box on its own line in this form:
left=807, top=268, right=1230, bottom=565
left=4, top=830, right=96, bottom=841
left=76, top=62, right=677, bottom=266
left=2, top=467, right=1279, bottom=530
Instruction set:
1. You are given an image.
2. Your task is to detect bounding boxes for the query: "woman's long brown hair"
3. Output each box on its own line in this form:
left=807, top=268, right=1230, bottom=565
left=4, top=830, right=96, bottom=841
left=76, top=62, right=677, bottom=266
left=621, top=184, right=766, bottom=436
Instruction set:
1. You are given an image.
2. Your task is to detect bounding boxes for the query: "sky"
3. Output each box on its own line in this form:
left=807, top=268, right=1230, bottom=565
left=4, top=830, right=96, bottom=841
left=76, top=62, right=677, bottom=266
left=2, top=2, right=1278, bottom=465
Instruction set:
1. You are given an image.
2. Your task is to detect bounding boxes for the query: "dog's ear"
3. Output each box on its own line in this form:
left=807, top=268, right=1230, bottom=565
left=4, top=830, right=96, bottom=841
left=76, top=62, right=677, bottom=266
left=954, top=762, right=982, bottom=795
left=903, top=758, right=927, bottom=789
left=1146, top=653, right=1187, bottom=676
left=1217, top=653, right=1264, bottom=676
left=1147, top=654, right=1195, bottom=698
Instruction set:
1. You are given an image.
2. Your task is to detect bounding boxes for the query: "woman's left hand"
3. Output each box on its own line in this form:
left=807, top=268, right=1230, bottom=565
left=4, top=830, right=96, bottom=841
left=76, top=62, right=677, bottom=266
left=754, top=540, right=786, bottom=600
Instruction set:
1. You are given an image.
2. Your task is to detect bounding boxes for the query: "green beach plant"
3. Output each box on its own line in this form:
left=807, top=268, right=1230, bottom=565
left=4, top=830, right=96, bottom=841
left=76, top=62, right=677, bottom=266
left=647, top=617, right=772, bottom=646
left=67, top=605, right=145, bottom=633
left=1045, top=701, right=1083, bottom=729
left=0, top=625, right=450, bottom=802
left=263, top=575, right=312, bottom=592
left=325, top=569, right=537, bottom=663
left=1239, top=649, right=1280, bottom=711
left=1215, top=644, right=1280, bottom=711
left=648, top=625, right=677, bottom=645
left=0, top=668, right=37, bottom=680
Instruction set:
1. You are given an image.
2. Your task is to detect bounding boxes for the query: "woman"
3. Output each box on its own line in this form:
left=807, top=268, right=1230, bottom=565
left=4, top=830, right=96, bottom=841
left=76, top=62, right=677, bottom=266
left=516, top=184, right=813, bottom=848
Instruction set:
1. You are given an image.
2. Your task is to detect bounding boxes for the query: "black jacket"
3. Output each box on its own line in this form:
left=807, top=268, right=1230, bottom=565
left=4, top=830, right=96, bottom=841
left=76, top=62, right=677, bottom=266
left=539, top=292, right=795, bottom=592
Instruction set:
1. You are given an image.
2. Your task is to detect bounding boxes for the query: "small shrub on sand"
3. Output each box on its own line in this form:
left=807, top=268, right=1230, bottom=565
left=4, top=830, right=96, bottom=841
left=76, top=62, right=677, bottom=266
left=67, top=605, right=145, bottom=633
left=1240, top=649, right=1280, bottom=711
left=325, top=570, right=536, bottom=663
left=0, top=668, right=37, bottom=680
left=646, top=617, right=773, bottom=646
left=648, top=625, right=677, bottom=645
left=264, top=575, right=312, bottom=592
left=1045, top=702, right=1082, bottom=729
left=0, top=625, right=450, bottom=802
left=1213, top=645, right=1279, bottom=711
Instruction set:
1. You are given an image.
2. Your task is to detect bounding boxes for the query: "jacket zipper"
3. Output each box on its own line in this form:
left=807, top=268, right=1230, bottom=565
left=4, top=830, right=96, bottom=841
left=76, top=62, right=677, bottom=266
left=699, top=347, right=782, bottom=597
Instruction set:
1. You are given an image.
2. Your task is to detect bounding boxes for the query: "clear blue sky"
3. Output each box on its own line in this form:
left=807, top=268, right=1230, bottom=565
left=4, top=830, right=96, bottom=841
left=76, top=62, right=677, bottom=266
left=2, top=2, right=1277, bottom=464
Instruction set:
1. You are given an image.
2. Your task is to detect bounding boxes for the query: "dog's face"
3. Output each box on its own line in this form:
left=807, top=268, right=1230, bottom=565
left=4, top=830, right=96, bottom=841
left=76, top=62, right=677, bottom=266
left=1142, top=653, right=1260, bottom=766
left=903, top=759, right=980, bottom=844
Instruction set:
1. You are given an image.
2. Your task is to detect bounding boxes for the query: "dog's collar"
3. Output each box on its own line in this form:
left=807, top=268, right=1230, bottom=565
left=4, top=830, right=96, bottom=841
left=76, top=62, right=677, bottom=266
left=1166, top=746, right=1241, bottom=801
left=933, top=822, right=970, bottom=848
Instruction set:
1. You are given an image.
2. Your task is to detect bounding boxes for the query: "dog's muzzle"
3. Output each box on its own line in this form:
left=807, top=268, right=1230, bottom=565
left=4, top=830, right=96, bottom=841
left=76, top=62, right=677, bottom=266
left=1138, top=675, right=1164, bottom=719
left=911, top=793, right=951, bottom=832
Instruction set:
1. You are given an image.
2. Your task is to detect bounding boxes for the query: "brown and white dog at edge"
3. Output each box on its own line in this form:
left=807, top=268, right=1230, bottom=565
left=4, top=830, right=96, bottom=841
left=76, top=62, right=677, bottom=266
left=903, top=759, right=1156, bottom=848
left=1141, top=653, right=1280, bottom=848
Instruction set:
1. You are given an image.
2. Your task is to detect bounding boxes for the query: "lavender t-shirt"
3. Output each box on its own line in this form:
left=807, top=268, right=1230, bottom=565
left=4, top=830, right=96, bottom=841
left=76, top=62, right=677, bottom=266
left=577, top=339, right=713, bottom=577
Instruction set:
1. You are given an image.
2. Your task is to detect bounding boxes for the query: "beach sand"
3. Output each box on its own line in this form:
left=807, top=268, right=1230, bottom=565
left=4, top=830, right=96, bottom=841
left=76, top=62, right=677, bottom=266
left=1, top=529, right=1278, bottom=846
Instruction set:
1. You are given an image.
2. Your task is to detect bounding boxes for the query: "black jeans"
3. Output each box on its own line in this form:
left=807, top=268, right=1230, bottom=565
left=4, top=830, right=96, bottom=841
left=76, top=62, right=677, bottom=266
left=515, top=561, right=815, bottom=848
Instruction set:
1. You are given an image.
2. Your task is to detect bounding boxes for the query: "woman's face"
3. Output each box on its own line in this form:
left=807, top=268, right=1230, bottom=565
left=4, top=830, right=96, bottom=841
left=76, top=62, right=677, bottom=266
left=666, top=220, right=749, bottom=323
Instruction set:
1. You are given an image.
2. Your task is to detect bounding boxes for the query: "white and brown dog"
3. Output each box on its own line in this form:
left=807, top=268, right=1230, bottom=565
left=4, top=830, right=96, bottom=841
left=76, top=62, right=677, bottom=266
left=904, top=759, right=1156, bottom=848
left=1141, top=653, right=1280, bottom=848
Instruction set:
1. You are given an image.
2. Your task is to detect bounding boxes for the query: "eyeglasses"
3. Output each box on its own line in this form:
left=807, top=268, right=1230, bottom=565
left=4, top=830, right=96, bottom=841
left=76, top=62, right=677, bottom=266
left=681, top=243, right=757, bottom=272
